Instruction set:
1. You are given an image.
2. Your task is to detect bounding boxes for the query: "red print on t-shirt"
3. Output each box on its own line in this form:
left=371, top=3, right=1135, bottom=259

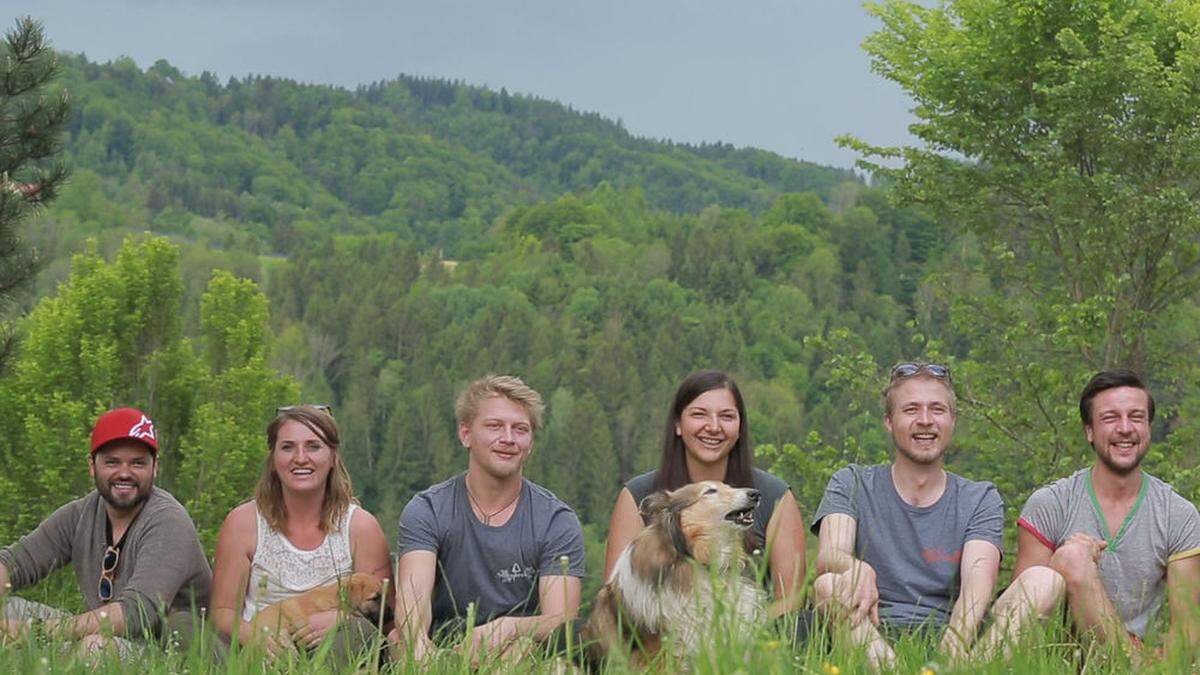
left=922, top=548, right=963, bottom=565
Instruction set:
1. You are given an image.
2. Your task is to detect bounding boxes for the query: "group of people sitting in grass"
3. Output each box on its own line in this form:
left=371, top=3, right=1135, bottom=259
left=0, top=365, right=1197, bottom=668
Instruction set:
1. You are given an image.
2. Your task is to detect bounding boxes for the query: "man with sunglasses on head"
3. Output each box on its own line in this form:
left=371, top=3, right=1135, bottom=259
left=811, top=362, right=1005, bottom=669
left=976, top=370, right=1200, bottom=661
left=0, top=408, right=212, bottom=656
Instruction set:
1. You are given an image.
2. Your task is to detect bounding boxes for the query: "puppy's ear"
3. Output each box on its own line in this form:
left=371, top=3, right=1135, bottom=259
left=639, top=491, right=672, bottom=519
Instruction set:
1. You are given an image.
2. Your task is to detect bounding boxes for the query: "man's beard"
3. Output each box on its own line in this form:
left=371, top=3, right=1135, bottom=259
left=96, top=477, right=153, bottom=513
left=895, top=441, right=945, bottom=465
left=1095, top=444, right=1146, bottom=476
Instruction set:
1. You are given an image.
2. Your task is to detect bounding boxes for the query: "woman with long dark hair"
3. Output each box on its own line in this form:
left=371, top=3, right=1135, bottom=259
left=602, top=370, right=807, bottom=617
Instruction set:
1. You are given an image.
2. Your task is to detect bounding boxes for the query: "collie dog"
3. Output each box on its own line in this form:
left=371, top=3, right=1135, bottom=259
left=583, top=481, right=764, bottom=665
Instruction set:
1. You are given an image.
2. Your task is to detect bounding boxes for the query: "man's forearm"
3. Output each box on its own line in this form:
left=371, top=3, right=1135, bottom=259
left=45, top=602, right=125, bottom=640
left=507, top=608, right=575, bottom=642
left=815, top=548, right=863, bottom=576
left=944, top=541, right=1001, bottom=656
left=1166, top=614, right=1200, bottom=654
left=393, top=592, right=433, bottom=645
left=943, top=589, right=989, bottom=651
left=0, top=563, right=9, bottom=598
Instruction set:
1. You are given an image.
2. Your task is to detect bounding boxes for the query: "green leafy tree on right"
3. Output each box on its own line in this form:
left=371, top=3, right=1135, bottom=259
left=841, top=0, right=1200, bottom=503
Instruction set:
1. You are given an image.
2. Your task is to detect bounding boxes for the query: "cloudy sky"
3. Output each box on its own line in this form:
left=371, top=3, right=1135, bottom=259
left=10, top=0, right=916, bottom=169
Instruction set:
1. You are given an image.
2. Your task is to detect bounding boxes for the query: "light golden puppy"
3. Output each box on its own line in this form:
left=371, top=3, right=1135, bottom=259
left=251, top=571, right=384, bottom=639
left=583, top=481, right=764, bottom=666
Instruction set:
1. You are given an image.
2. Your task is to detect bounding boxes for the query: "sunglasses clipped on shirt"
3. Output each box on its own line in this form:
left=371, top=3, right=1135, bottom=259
left=98, top=545, right=120, bottom=602
left=890, top=362, right=952, bottom=382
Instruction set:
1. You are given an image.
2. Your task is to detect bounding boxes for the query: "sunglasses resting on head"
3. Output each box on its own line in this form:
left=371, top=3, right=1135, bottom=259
left=890, top=362, right=951, bottom=382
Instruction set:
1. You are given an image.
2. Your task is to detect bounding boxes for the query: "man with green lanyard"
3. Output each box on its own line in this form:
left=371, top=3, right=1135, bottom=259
left=1010, top=370, right=1200, bottom=656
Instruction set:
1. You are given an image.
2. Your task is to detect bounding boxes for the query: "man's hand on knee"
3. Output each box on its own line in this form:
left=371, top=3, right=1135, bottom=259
left=817, top=564, right=880, bottom=627
left=1059, top=533, right=1106, bottom=562
left=1050, top=533, right=1106, bottom=582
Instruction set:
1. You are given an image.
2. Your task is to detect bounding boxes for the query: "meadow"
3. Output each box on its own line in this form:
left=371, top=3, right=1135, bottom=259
left=2, top=567, right=1196, bottom=674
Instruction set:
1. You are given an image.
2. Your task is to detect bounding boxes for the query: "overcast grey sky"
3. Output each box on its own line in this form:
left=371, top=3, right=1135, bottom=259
left=7, top=0, right=915, bottom=169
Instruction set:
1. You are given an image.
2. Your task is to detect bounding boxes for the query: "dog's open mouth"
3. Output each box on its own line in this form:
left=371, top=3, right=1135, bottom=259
left=725, top=507, right=755, bottom=527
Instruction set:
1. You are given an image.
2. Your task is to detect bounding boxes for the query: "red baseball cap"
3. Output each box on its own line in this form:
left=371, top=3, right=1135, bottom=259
left=90, top=407, right=159, bottom=455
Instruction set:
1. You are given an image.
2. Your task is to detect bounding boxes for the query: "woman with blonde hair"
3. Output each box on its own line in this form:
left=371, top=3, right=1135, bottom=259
left=210, top=405, right=391, bottom=659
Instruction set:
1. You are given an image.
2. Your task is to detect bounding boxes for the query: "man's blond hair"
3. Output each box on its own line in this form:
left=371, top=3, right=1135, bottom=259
left=455, top=374, right=545, bottom=431
left=882, top=372, right=957, bottom=416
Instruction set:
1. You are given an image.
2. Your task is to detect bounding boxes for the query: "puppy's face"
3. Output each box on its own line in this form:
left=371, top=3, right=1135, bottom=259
left=641, top=481, right=760, bottom=564
left=344, top=572, right=383, bottom=616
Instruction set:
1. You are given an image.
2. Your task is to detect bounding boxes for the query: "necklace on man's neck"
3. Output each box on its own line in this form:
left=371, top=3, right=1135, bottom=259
left=466, top=482, right=521, bottom=525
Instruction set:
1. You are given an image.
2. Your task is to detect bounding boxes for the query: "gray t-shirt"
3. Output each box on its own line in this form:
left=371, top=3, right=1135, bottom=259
left=1018, top=468, right=1200, bottom=638
left=811, top=464, right=1004, bottom=629
left=398, top=473, right=585, bottom=635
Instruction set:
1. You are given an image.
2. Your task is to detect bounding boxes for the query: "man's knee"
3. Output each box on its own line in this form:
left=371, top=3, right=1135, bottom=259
left=326, top=615, right=381, bottom=663
left=79, top=633, right=109, bottom=653
left=1012, top=565, right=1065, bottom=616
left=1049, top=542, right=1097, bottom=586
left=2, top=596, right=65, bottom=621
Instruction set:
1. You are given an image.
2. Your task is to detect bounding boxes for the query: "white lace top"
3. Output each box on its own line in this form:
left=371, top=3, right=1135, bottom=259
left=241, top=503, right=358, bottom=622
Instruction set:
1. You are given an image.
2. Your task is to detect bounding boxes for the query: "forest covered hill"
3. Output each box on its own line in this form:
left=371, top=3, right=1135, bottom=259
left=8, top=53, right=947, bottom=545
left=14, top=49, right=1194, bottom=569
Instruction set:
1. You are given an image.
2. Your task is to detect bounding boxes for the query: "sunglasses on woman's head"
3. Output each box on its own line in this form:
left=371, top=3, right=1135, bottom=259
left=98, top=545, right=119, bottom=602
left=276, top=404, right=333, bottom=416
left=890, top=362, right=951, bottom=382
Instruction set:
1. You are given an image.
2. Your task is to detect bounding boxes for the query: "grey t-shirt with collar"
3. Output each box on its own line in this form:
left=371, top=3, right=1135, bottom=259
left=1018, top=467, right=1200, bottom=638
left=811, top=463, right=1005, bottom=630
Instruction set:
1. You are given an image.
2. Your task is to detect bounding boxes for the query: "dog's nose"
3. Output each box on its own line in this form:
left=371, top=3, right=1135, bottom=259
left=747, top=489, right=760, bottom=503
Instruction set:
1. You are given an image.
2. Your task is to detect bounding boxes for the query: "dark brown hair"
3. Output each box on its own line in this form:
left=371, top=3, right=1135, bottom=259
left=1080, top=369, right=1155, bottom=426
left=654, top=370, right=754, bottom=491
left=255, top=405, right=355, bottom=533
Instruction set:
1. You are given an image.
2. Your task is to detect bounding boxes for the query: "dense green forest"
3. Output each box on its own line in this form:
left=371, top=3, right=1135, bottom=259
left=5, top=28, right=1199, bottom=579
left=4, top=52, right=926, bottom=541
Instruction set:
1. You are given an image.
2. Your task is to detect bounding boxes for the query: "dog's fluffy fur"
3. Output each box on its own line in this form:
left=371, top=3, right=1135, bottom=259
left=582, top=481, right=764, bottom=665
left=251, top=571, right=384, bottom=637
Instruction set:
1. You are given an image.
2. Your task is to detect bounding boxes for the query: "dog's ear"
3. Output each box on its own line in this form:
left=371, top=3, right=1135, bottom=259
left=639, top=491, right=672, bottom=519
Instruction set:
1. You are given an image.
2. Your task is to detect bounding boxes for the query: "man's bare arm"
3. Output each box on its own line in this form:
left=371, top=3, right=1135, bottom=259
left=467, top=573, right=581, bottom=657
left=815, top=513, right=859, bottom=575
left=1166, top=553, right=1200, bottom=654
left=46, top=603, right=126, bottom=639
left=389, top=550, right=437, bottom=658
left=815, top=513, right=881, bottom=627
left=940, top=540, right=1000, bottom=658
left=1012, top=523, right=1054, bottom=580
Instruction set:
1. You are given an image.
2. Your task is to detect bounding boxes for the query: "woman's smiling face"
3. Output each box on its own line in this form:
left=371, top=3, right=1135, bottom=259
left=272, top=419, right=334, bottom=494
left=675, top=387, right=741, bottom=469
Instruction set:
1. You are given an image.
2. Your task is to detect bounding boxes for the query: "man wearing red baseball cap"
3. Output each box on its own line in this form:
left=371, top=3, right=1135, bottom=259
left=0, top=408, right=212, bottom=656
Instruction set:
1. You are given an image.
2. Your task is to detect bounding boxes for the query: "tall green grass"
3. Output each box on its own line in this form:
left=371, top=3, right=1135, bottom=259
left=2, top=581, right=1197, bottom=674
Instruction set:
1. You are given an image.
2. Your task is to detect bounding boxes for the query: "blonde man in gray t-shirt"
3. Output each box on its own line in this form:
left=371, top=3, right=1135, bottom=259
left=978, top=370, right=1200, bottom=660
left=389, top=375, right=584, bottom=664
left=812, top=363, right=1004, bottom=670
